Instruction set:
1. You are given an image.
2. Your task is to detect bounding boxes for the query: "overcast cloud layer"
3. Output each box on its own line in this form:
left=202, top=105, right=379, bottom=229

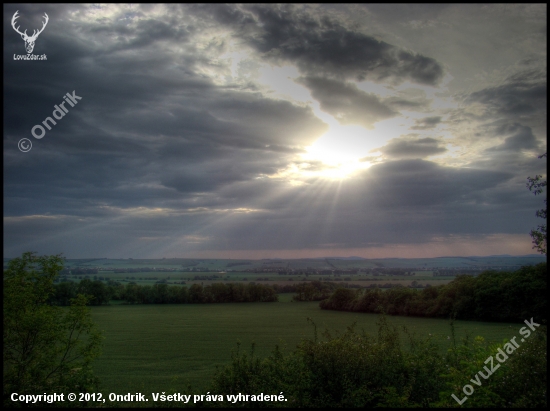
left=3, top=4, right=547, bottom=258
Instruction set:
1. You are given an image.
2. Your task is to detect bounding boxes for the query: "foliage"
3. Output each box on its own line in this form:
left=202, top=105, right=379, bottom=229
left=526, top=152, right=547, bottom=255
left=120, top=282, right=278, bottom=304
left=319, top=263, right=546, bottom=323
left=208, top=317, right=446, bottom=407
left=3, top=252, right=103, bottom=407
left=489, top=324, right=547, bottom=407
left=436, top=323, right=547, bottom=407
left=207, top=317, right=547, bottom=407
left=50, top=280, right=278, bottom=306
left=291, top=281, right=338, bottom=301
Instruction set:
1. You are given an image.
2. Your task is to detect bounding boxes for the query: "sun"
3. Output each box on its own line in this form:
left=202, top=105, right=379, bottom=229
left=300, top=124, right=380, bottom=179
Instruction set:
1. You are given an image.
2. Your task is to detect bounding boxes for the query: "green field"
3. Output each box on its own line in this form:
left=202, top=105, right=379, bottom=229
left=90, top=298, right=520, bottom=395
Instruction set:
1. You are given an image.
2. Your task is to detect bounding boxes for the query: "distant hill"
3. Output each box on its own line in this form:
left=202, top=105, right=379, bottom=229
left=435, top=254, right=544, bottom=259
left=512, top=254, right=545, bottom=258
left=462, top=254, right=544, bottom=258
left=466, top=254, right=512, bottom=258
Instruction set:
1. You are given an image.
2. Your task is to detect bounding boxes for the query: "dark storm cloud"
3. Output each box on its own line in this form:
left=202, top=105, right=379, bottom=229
left=187, top=159, right=527, bottom=250
left=411, top=116, right=441, bottom=130
left=297, top=77, right=398, bottom=128
left=197, top=4, right=445, bottom=85
left=204, top=91, right=328, bottom=147
left=159, top=149, right=285, bottom=194
left=296, top=77, right=432, bottom=126
left=88, top=13, right=191, bottom=52
left=384, top=96, right=430, bottom=110
left=363, top=159, right=513, bottom=208
left=378, top=137, right=447, bottom=158
left=486, top=123, right=539, bottom=152
left=90, top=94, right=326, bottom=151
left=466, top=69, right=546, bottom=118
left=451, top=65, right=546, bottom=173
left=222, top=159, right=516, bottom=222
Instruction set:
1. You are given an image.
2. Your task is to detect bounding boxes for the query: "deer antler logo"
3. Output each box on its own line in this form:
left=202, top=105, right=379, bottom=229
left=11, top=10, right=49, bottom=54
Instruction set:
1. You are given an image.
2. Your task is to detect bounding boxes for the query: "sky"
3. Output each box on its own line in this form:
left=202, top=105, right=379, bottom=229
left=3, top=4, right=547, bottom=259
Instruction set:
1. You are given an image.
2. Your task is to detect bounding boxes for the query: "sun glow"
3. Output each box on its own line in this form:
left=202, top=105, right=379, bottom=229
left=300, top=123, right=382, bottom=179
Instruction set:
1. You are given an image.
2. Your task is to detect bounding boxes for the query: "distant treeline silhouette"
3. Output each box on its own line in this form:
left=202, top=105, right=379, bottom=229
left=51, top=281, right=278, bottom=305
left=319, top=263, right=546, bottom=323
left=50, top=279, right=355, bottom=306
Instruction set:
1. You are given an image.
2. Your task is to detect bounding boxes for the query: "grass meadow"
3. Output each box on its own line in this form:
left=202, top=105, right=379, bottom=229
left=90, top=295, right=520, bottom=396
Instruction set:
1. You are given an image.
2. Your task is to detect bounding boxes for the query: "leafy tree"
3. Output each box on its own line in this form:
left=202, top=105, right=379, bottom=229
left=526, top=152, right=547, bottom=255
left=152, top=283, right=169, bottom=303
left=77, top=279, right=110, bottom=305
left=122, top=282, right=140, bottom=304
left=188, top=284, right=205, bottom=303
left=53, top=281, right=78, bottom=306
left=3, top=252, right=103, bottom=404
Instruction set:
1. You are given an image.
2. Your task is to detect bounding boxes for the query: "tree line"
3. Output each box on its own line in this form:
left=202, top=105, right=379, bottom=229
left=290, top=280, right=343, bottom=301
left=318, top=263, right=547, bottom=323
left=51, top=280, right=278, bottom=305
left=51, top=279, right=356, bottom=306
